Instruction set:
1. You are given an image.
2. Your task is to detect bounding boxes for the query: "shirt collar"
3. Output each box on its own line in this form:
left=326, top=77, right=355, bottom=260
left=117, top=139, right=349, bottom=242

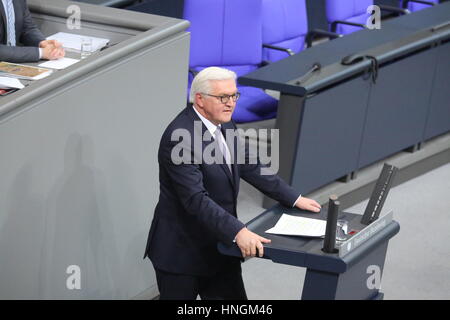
left=192, top=105, right=220, bottom=136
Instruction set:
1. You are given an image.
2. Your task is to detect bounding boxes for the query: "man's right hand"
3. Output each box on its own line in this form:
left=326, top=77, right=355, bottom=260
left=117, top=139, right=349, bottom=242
left=235, top=227, right=271, bottom=258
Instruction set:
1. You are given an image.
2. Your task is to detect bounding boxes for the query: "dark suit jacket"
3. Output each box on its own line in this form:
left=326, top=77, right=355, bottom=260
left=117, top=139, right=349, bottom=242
left=144, top=105, right=300, bottom=276
left=0, top=0, right=45, bottom=62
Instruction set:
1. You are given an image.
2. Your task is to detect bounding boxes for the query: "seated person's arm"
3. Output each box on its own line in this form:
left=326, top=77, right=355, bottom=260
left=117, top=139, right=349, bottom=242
left=0, top=44, right=40, bottom=63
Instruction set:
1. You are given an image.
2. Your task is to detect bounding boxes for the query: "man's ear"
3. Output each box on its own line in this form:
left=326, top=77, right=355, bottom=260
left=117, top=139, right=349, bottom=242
left=195, top=92, right=204, bottom=108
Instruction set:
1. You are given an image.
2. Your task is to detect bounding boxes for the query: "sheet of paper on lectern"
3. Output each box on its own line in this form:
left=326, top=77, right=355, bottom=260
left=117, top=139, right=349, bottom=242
left=265, top=213, right=326, bottom=237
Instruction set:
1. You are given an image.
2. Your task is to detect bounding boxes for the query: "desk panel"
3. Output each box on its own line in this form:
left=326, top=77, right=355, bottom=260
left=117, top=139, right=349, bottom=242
left=424, top=41, right=450, bottom=140
left=358, top=48, right=437, bottom=168
left=290, top=76, right=371, bottom=194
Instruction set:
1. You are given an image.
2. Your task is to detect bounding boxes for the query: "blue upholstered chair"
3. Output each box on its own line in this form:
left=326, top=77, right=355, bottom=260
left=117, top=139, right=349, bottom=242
left=261, top=0, right=309, bottom=63
left=326, top=0, right=410, bottom=35
left=326, top=0, right=373, bottom=34
left=184, top=0, right=278, bottom=123
left=261, top=0, right=342, bottom=63
left=401, top=0, right=439, bottom=12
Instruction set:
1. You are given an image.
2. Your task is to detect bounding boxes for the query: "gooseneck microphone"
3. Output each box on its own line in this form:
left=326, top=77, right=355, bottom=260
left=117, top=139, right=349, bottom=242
left=295, top=62, right=321, bottom=85
left=322, top=195, right=340, bottom=254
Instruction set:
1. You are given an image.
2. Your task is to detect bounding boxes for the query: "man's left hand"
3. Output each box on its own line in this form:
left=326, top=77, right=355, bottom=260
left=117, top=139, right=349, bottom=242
left=295, top=196, right=321, bottom=213
left=39, top=40, right=65, bottom=60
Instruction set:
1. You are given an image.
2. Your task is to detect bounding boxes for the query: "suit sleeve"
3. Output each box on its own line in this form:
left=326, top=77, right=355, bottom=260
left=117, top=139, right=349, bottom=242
left=19, top=0, right=45, bottom=47
left=160, top=133, right=245, bottom=244
left=0, top=45, right=40, bottom=62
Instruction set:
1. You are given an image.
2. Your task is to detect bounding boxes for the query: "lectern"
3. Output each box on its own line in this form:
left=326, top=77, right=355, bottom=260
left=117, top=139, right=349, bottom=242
left=218, top=205, right=399, bottom=300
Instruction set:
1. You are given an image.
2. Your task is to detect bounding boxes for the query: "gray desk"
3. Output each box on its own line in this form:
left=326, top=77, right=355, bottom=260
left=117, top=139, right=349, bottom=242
left=0, top=0, right=189, bottom=299
left=238, top=4, right=450, bottom=202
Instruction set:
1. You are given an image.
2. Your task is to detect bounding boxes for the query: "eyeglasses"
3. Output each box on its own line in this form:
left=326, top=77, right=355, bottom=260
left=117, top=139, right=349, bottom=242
left=201, top=92, right=241, bottom=104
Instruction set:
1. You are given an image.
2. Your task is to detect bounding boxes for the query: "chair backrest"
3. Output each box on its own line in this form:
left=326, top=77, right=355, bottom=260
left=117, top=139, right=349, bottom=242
left=184, top=0, right=263, bottom=78
left=402, top=0, right=439, bottom=12
left=183, top=0, right=278, bottom=124
left=326, top=0, right=373, bottom=35
left=261, top=0, right=309, bottom=62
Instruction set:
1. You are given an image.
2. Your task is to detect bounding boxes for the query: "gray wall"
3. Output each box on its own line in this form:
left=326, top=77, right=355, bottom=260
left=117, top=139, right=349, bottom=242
left=0, top=0, right=190, bottom=299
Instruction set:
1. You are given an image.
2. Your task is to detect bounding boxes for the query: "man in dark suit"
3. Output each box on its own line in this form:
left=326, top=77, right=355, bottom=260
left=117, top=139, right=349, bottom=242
left=144, top=67, right=321, bottom=300
left=0, top=0, right=64, bottom=62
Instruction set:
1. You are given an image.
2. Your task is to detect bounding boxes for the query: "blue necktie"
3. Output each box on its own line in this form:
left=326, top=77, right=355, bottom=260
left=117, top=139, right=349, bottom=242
left=4, top=0, right=16, bottom=46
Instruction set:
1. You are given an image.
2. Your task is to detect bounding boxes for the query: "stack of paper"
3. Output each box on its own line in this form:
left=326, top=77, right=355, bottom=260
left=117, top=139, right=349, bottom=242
left=46, top=32, right=109, bottom=52
left=0, top=76, right=24, bottom=89
left=265, top=214, right=327, bottom=237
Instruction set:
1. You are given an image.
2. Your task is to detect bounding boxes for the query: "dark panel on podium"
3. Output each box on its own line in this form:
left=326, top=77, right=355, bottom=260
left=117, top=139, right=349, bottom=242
left=358, top=49, right=437, bottom=168
left=290, top=76, right=371, bottom=195
left=424, top=41, right=450, bottom=140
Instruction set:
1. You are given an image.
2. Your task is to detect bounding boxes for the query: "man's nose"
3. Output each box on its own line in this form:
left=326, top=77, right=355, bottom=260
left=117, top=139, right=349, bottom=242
left=226, top=98, right=236, bottom=107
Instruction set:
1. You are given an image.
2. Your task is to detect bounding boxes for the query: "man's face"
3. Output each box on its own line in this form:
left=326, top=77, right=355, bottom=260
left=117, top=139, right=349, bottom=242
left=195, top=79, right=238, bottom=125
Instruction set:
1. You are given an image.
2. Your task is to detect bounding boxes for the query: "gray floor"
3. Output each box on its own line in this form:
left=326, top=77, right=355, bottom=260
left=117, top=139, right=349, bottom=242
left=237, top=162, right=450, bottom=300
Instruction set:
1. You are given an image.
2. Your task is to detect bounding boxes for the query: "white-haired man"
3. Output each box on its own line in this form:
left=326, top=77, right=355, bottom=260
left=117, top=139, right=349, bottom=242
left=144, top=67, right=321, bottom=299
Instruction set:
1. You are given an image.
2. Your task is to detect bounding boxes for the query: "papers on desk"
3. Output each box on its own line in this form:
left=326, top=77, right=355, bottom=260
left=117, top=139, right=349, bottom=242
left=46, top=32, right=109, bottom=52
left=39, top=57, right=79, bottom=70
left=265, top=214, right=327, bottom=237
left=0, top=76, right=24, bottom=89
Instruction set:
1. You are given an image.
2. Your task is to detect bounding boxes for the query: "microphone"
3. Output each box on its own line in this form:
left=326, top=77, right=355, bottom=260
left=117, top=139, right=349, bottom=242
left=322, top=195, right=340, bottom=254
left=311, top=62, right=321, bottom=71
left=295, top=62, right=322, bottom=85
